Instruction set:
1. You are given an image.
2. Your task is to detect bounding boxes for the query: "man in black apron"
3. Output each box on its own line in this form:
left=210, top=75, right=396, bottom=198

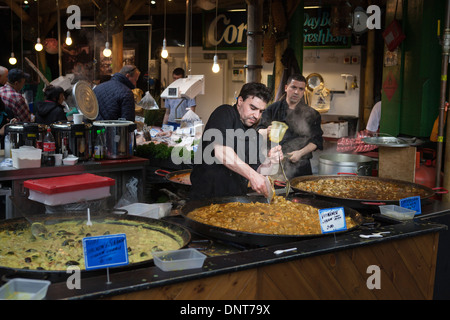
left=190, top=82, right=282, bottom=200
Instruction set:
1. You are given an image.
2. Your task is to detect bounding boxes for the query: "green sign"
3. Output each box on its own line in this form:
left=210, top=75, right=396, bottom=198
left=303, top=7, right=351, bottom=49
left=203, top=10, right=247, bottom=50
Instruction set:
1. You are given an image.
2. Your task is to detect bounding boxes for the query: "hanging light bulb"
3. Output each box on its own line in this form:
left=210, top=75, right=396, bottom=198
left=212, top=54, right=220, bottom=73
left=211, top=0, right=220, bottom=73
left=9, top=52, right=17, bottom=65
left=65, top=31, right=72, bottom=46
left=35, top=37, right=43, bottom=51
left=103, top=41, right=112, bottom=57
left=161, top=39, right=168, bottom=59
left=161, top=0, right=168, bottom=59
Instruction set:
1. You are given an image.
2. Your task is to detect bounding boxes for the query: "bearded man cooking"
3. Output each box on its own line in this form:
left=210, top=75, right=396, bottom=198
left=190, top=82, right=282, bottom=200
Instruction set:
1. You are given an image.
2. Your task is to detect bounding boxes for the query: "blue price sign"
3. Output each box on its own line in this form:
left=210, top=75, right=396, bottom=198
left=399, top=196, right=421, bottom=215
left=318, top=207, right=347, bottom=234
left=83, top=234, right=129, bottom=271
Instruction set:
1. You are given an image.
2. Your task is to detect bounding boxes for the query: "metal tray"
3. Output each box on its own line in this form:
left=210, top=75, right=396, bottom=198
left=363, top=136, right=413, bottom=147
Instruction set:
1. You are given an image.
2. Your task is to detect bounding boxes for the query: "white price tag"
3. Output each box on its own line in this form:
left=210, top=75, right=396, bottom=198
left=318, top=207, right=347, bottom=234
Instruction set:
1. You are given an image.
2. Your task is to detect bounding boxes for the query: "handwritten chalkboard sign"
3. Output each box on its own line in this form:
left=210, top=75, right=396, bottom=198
left=318, top=207, right=347, bottom=234
left=304, top=7, right=351, bottom=49
left=83, top=234, right=129, bottom=271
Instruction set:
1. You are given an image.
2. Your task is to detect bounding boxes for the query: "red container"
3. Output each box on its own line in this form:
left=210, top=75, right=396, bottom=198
left=24, top=173, right=115, bottom=206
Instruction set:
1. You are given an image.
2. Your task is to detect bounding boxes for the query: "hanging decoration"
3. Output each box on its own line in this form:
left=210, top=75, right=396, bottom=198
left=44, top=38, right=59, bottom=54
left=382, top=0, right=405, bottom=51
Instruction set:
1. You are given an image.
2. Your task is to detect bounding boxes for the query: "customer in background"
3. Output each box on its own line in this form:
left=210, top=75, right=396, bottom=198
left=162, top=68, right=196, bottom=129
left=35, top=85, right=68, bottom=125
left=0, top=68, right=31, bottom=122
left=94, top=65, right=140, bottom=121
left=0, top=66, right=8, bottom=86
left=256, top=74, right=323, bottom=179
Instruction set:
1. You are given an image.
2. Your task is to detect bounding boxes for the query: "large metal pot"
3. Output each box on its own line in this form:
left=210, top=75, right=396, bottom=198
left=93, top=120, right=135, bottom=159
left=51, top=121, right=92, bottom=160
left=0, top=211, right=191, bottom=283
left=5, top=122, right=45, bottom=150
left=319, top=153, right=373, bottom=176
left=181, top=195, right=364, bottom=246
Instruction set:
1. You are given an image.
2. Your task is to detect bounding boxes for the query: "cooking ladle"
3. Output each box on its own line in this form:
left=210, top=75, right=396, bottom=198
left=279, top=154, right=290, bottom=198
left=9, top=196, right=48, bottom=237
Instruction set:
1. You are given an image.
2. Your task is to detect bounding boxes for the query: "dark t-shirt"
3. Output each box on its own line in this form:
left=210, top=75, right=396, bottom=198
left=190, top=104, right=265, bottom=200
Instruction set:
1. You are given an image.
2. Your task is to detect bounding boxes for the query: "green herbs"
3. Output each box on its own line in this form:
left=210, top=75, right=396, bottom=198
left=135, top=142, right=194, bottom=160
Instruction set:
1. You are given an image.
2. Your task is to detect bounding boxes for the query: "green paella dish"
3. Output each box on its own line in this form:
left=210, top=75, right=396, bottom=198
left=0, top=219, right=184, bottom=271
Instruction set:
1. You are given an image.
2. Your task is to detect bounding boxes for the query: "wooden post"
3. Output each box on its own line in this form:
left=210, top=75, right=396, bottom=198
left=112, top=31, right=124, bottom=73
left=362, top=29, right=375, bottom=128
left=246, top=0, right=263, bottom=83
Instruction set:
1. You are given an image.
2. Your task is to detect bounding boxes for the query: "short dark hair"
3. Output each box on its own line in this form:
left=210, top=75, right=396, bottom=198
left=8, top=68, right=30, bottom=83
left=43, top=85, right=64, bottom=102
left=238, top=82, right=272, bottom=104
left=286, top=74, right=306, bottom=85
left=172, top=67, right=185, bottom=78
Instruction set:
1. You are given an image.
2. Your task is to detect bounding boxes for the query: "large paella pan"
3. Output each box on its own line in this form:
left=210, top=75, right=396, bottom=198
left=181, top=195, right=364, bottom=246
left=0, top=211, right=191, bottom=282
left=289, top=175, right=444, bottom=210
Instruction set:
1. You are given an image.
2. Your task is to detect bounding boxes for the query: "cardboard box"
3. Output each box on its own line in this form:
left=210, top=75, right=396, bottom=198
left=321, top=121, right=349, bottom=138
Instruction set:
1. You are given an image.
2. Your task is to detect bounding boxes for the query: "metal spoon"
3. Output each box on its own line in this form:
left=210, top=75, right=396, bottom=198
left=86, top=208, right=92, bottom=226
left=274, top=247, right=297, bottom=255
left=359, top=231, right=390, bottom=239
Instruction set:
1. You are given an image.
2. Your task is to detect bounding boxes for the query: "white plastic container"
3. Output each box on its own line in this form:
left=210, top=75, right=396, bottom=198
left=24, top=173, right=115, bottom=206
left=0, top=278, right=51, bottom=300
left=118, top=203, right=160, bottom=219
left=118, top=202, right=172, bottom=219
left=11, top=147, right=42, bottom=169
left=153, top=248, right=206, bottom=271
left=379, top=205, right=416, bottom=220
left=63, top=155, right=78, bottom=165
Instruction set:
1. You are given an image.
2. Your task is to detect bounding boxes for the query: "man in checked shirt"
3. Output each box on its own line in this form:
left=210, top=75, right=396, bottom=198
left=0, top=68, right=31, bottom=122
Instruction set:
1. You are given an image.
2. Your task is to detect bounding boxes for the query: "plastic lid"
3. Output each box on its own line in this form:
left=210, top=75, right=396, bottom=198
left=24, top=173, right=115, bottom=194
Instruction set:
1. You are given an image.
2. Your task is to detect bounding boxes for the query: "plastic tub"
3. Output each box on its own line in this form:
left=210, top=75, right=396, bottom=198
left=63, top=155, right=78, bottom=165
left=24, top=173, right=115, bottom=206
left=152, top=248, right=206, bottom=271
left=11, top=147, right=42, bottom=169
left=0, top=278, right=51, bottom=300
left=379, top=205, right=416, bottom=220
left=118, top=203, right=160, bottom=219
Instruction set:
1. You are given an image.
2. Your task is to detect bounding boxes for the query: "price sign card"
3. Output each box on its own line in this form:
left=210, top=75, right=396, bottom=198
left=318, top=207, right=347, bottom=234
left=83, top=234, right=129, bottom=271
left=399, top=196, right=421, bottom=215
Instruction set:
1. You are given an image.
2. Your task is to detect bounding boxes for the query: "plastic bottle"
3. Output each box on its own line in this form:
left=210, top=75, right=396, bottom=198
left=94, top=129, right=104, bottom=160
left=4, top=134, right=11, bottom=158
left=43, top=128, right=56, bottom=166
